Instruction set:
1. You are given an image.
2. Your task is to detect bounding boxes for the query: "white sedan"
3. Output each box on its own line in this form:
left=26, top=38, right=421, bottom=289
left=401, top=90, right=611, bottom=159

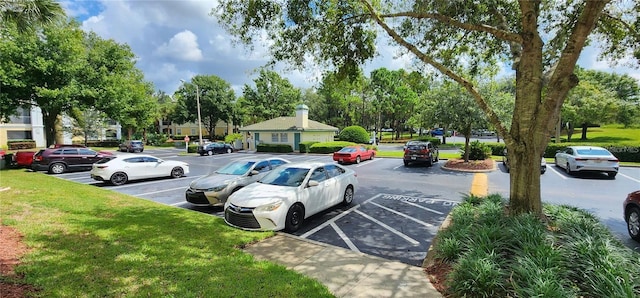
left=224, top=161, right=358, bottom=232
left=90, top=154, right=190, bottom=186
left=554, top=146, right=619, bottom=178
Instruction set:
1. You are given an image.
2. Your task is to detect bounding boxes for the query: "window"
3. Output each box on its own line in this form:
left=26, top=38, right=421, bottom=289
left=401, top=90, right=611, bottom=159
left=325, top=164, right=345, bottom=178
left=309, top=167, right=328, bottom=182
left=254, top=161, right=270, bottom=173
left=124, top=157, right=144, bottom=163
left=7, top=107, right=31, bottom=124
left=142, top=157, right=159, bottom=163
left=78, top=149, right=97, bottom=155
left=7, top=130, right=32, bottom=140
left=280, top=133, right=288, bottom=142
left=271, top=133, right=278, bottom=142
left=191, top=128, right=196, bottom=135
left=269, top=159, right=287, bottom=168
left=177, top=129, right=182, bottom=135
left=62, top=149, right=79, bottom=155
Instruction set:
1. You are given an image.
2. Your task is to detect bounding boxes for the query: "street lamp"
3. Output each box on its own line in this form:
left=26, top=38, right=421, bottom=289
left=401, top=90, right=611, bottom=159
left=181, top=79, right=203, bottom=146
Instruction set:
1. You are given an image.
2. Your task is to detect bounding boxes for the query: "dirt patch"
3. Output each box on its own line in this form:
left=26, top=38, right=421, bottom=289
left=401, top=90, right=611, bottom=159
left=425, top=261, right=453, bottom=297
left=1, top=225, right=36, bottom=298
left=444, top=158, right=495, bottom=171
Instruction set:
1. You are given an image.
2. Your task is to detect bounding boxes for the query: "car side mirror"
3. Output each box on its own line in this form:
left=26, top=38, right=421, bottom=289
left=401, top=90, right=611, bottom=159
left=307, top=180, right=319, bottom=187
left=249, top=170, right=259, bottom=176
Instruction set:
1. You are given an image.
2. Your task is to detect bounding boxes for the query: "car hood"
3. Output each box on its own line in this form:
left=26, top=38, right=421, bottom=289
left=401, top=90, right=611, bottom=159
left=228, top=183, right=295, bottom=207
left=190, top=173, right=240, bottom=188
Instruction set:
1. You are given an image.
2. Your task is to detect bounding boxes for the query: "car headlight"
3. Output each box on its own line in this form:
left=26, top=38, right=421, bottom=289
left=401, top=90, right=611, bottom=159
left=254, top=200, right=283, bottom=212
left=206, top=184, right=228, bottom=192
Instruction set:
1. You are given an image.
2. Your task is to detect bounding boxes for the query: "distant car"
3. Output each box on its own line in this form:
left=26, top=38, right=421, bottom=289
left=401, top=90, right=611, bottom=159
left=197, top=142, right=233, bottom=156
left=32, top=148, right=113, bottom=174
left=224, top=161, right=358, bottom=232
left=119, top=140, right=144, bottom=153
left=90, top=154, right=189, bottom=186
left=403, top=141, right=439, bottom=167
left=502, top=149, right=546, bottom=174
left=333, top=145, right=375, bottom=164
left=554, top=146, right=619, bottom=178
left=624, top=190, right=640, bottom=242
left=11, top=150, right=37, bottom=168
left=368, top=137, right=378, bottom=145
left=185, top=157, right=290, bottom=206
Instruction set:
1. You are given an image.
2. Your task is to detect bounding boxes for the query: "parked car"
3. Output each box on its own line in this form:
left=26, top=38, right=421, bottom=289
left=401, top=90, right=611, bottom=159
left=502, top=149, right=546, bottom=174
left=186, top=157, right=290, bottom=206
left=90, top=154, right=189, bottom=186
left=197, top=142, right=233, bottom=156
left=624, top=190, right=640, bottom=242
left=119, top=140, right=144, bottom=153
left=554, top=146, right=619, bottom=178
left=332, top=145, right=375, bottom=164
left=224, top=161, right=358, bottom=232
left=403, top=141, right=439, bottom=167
left=11, top=150, right=37, bottom=168
left=32, top=148, right=113, bottom=174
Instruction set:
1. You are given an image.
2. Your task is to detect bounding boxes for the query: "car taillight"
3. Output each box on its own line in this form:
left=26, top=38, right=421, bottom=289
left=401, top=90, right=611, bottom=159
left=96, top=165, right=108, bottom=169
left=574, top=158, right=586, bottom=161
left=608, top=158, right=619, bottom=162
left=34, top=156, right=42, bottom=161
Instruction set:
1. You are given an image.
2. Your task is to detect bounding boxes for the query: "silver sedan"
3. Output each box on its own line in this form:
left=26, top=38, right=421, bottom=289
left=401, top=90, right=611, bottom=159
left=554, top=146, right=619, bottom=178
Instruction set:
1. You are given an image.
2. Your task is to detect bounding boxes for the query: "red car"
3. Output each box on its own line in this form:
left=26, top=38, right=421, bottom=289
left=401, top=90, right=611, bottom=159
left=333, top=145, right=376, bottom=164
left=624, top=190, right=640, bottom=242
left=12, top=151, right=37, bottom=168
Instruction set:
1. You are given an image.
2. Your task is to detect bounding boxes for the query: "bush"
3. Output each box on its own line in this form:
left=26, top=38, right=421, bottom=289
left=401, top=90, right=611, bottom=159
left=544, top=143, right=640, bottom=162
left=309, top=141, right=355, bottom=154
left=7, top=140, right=36, bottom=150
left=460, top=140, right=491, bottom=160
left=256, top=143, right=293, bottom=153
left=224, top=133, right=243, bottom=144
left=146, top=133, right=170, bottom=146
left=299, top=141, right=319, bottom=153
left=338, top=126, right=369, bottom=143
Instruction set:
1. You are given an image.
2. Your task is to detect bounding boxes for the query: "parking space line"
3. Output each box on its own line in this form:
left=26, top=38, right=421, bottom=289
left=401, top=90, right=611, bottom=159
left=399, top=200, right=444, bottom=215
left=133, top=186, right=186, bottom=196
left=355, top=158, right=380, bottom=167
left=300, top=204, right=364, bottom=238
left=547, top=165, right=568, bottom=179
left=331, top=223, right=360, bottom=253
left=369, top=202, right=436, bottom=229
left=106, top=175, right=203, bottom=190
left=619, top=172, right=640, bottom=183
left=353, top=209, right=420, bottom=245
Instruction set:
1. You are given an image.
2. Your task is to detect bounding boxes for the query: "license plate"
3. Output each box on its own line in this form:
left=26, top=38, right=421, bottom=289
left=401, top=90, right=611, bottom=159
left=339, top=158, right=343, bottom=162
left=411, top=156, right=416, bottom=160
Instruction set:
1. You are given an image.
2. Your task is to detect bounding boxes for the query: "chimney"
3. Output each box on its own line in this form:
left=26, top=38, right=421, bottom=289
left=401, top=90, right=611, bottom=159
left=296, top=104, right=309, bottom=129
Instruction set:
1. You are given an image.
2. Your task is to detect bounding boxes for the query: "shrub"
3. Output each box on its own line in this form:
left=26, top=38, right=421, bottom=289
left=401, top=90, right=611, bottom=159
left=224, top=133, right=243, bottom=144
left=7, top=140, right=36, bottom=150
left=299, top=141, right=319, bottom=153
left=309, top=141, right=355, bottom=154
left=256, top=143, right=293, bottom=153
left=338, top=126, right=369, bottom=143
left=460, top=140, right=491, bottom=160
left=146, top=133, right=169, bottom=146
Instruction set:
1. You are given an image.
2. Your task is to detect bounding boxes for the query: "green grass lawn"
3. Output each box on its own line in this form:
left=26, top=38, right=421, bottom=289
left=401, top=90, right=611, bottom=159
left=561, top=124, right=640, bottom=145
left=0, top=170, right=333, bottom=297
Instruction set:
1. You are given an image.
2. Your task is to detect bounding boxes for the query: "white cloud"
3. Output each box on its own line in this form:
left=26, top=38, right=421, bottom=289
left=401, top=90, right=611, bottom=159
left=154, top=30, right=203, bottom=62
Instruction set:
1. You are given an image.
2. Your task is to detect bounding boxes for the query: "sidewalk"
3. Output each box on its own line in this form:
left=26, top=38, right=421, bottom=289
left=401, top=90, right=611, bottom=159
left=243, top=233, right=442, bottom=297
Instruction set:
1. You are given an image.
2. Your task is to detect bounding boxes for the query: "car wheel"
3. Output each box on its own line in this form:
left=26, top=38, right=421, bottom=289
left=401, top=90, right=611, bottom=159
left=565, top=163, right=572, bottom=175
left=48, top=163, right=66, bottom=174
left=426, top=156, right=433, bottom=167
left=342, top=186, right=354, bottom=206
left=171, top=167, right=184, bottom=178
left=285, top=204, right=304, bottom=232
left=226, top=148, right=232, bottom=154
left=608, top=172, right=617, bottom=179
left=208, top=150, right=213, bottom=156
left=128, top=148, right=133, bottom=153
left=626, top=206, right=640, bottom=241
left=370, top=153, right=374, bottom=160
left=403, top=160, right=409, bottom=167
left=434, top=154, right=439, bottom=162
left=110, top=172, right=128, bottom=186
left=356, top=156, right=361, bottom=164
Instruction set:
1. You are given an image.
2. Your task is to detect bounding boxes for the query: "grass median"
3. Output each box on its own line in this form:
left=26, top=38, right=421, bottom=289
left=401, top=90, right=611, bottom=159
left=0, top=170, right=333, bottom=297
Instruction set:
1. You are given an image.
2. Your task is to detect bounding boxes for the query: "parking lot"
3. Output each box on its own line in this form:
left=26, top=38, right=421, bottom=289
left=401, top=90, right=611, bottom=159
left=47, top=147, right=640, bottom=266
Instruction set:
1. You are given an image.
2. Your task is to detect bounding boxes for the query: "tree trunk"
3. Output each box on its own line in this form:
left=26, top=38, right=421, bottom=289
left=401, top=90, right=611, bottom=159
left=580, top=123, right=588, bottom=140
left=508, top=146, right=542, bottom=214
left=42, top=109, right=61, bottom=147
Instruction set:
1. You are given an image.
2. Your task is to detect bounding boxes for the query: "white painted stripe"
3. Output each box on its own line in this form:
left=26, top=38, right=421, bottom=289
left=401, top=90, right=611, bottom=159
left=548, top=165, right=568, bottom=180
left=370, top=201, right=436, bottom=228
left=134, top=186, right=187, bottom=196
left=356, top=158, right=380, bottom=167
left=106, top=175, right=203, bottom=190
left=619, top=172, right=640, bottom=183
left=300, top=204, right=362, bottom=238
left=353, top=209, right=420, bottom=245
left=331, top=222, right=360, bottom=253
left=171, top=201, right=187, bottom=206
left=399, top=200, right=444, bottom=215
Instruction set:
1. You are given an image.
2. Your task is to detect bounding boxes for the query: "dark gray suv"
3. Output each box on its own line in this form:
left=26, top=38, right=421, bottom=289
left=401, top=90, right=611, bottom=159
left=119, top=140, right=144, bottom=153
left=403, top=141, right=439, bottom=167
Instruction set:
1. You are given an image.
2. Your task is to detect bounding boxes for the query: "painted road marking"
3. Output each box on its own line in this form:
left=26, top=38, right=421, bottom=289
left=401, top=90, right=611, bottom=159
left=619, top=172, right=640, bottom=183
left=331, top=222, right=360, bottom=253
left=470, top=173, right=488, bottom=196
left=134, top=186, right=186, bottom=197
left=300, top=204, right=364, bottom=238
left=106, top=175, right=202, bottom=190
left=369, top=201, right=437, bottom=230
left=353, top=209, right=420, bottom=245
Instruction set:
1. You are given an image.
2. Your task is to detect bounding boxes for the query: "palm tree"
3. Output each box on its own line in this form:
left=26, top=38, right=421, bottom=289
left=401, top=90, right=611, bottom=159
left=1, top=0, right=66, bottom=32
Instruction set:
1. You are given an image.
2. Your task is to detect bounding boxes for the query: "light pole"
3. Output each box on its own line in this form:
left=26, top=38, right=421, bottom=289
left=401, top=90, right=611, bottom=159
left=181, top=79, right=203, bottom=146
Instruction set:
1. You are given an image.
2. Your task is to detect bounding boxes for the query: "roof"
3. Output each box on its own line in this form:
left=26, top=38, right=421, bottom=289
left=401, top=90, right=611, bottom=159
left=239, top=117, right=338, bottom=132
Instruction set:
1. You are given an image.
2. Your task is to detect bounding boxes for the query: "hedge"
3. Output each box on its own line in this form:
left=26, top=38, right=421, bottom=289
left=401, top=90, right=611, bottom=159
left=299, top=141, right=319, bottom=153
left=475, top=142, right=638, bottom=162
left=309, top=141, right=355, bottom=154
left=7, top=140, right=36, bottom=150
left=256, top=144, right=293, bottom=153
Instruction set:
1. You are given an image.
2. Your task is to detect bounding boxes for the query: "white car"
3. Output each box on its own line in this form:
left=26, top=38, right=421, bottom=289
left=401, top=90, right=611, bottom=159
left=185, top=157, right=290, bottom=206
left=90, top=154, right=190, bottom=186
left=554, top=146, right=619, bottom=178
left=224, top=161, right=358, bottom=232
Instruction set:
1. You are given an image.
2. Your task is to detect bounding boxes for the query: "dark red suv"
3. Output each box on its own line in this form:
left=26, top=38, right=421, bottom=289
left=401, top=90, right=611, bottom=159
left=32, top=147, right=112, bottom=174
left=624, top=190, right=640, bottom=242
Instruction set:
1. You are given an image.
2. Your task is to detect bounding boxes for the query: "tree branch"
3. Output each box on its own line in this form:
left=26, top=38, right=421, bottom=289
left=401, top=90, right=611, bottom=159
left=358, top=0, right=509, bottom=139
left=378, top=11, right=523, bottom=43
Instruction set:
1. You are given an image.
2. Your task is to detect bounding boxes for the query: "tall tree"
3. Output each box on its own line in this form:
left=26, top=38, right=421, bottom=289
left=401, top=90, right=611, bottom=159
left=369, top=68, right=419, bottom=140
left=215, top=0, right=639, bottom=215
left=173, top=75, right=236, bottom=140
left=561, top=80, right=618, bottom=141
left=241, top=70, right=301, bottom=124
left=0, top=0, right=65, bottom=33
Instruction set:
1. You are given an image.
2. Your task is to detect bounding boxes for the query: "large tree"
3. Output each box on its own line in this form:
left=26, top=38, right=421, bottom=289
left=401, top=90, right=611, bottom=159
left=240, top=69, right=301, bottom=124
left=215, top=0, right=639, bottom=215
left=173, top=75, right=236, bottom=140
left=0, top=0, right=65, bottom=33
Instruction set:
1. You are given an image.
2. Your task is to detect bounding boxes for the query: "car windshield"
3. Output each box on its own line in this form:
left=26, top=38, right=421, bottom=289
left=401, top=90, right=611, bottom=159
left=338, top=147, right=356, bottom=153
left=216, top=161, right=255, bottom=175
left=95, top=156, right=117, bottom=164
left=260, top=167, right=310, bottom=187
left=576, top=149, right=611, bottom=156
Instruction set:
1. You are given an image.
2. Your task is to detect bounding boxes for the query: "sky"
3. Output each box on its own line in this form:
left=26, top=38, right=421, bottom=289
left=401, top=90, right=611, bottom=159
left=60, top=0, right=639, bottom=96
